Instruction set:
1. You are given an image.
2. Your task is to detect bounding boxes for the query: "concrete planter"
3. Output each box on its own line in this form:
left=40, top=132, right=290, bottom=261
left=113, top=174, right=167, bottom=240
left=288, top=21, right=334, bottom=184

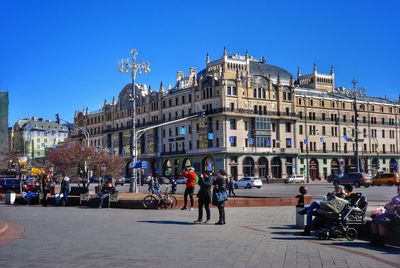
left=5, top=192, right=16, bottom=205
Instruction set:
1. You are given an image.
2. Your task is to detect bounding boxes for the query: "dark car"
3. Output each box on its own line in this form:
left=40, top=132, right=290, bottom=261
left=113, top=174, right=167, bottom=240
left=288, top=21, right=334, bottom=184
left=333, top=172, right=372, bottom=188
left=0, top=178, right=21, bottom=193
left=157, top=177, right=170, bottom=185
left=327, top=174, right=343, bottom=183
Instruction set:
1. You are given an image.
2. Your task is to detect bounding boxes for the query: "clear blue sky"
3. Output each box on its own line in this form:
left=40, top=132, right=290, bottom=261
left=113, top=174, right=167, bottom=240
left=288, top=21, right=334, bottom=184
left=1, top=0, right=399, bottom=126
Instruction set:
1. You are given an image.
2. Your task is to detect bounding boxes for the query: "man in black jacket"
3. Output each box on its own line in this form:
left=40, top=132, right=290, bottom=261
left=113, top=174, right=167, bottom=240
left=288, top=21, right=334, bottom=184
left=213, top=169, right=227, bottom=225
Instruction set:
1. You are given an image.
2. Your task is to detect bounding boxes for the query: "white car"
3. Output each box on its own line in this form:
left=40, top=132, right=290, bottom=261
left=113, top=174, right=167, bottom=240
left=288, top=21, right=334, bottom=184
left=175, top=177, right=187, bottom=184
left=234, top=177, right=262, bottom=189
left=284, top=175, right=305, bottom=184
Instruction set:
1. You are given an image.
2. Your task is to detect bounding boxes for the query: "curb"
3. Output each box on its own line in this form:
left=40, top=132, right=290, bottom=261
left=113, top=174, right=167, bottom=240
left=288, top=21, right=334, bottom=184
left=0, top=220, right=9, bottom=236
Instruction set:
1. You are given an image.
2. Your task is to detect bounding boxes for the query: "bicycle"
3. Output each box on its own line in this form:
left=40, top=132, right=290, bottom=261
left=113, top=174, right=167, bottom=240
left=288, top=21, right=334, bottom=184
left=142, top=185, right=178, bottom=209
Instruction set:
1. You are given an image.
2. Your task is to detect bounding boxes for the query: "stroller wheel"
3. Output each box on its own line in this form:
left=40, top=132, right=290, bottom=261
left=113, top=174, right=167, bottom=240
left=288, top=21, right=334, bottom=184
left=345, top=227, right=358, bottom=241
left=319, top=231, right=329, bottom=240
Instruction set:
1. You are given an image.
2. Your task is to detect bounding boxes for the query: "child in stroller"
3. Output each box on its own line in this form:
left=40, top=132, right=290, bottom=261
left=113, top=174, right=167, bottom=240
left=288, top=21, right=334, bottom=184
left=311, top=192, right=368, bottom=241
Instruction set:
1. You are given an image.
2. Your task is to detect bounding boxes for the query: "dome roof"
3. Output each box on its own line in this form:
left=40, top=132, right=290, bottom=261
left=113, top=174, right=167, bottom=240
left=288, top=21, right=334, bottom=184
left=249, top=61, right=292, bottom=80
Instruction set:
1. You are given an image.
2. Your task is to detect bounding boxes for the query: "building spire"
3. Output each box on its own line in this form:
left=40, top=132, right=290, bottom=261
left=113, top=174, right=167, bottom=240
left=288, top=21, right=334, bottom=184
left=206, top=52, right=210, bottom=64
left=245, top=49, right=249, bottom=60
left=297, top=66, right=301, bottom=78
left=313, top=63, right=317, bottom=73
left=223, top=46, right=227, bottom=57
left=330, top=65, right=335, bottom=75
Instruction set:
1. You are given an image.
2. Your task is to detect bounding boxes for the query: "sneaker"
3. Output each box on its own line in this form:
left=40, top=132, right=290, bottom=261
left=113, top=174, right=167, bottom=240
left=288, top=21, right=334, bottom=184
left=181, top=207, right=187, bottom=210
left=215, top=221, right=224, bottom=225
left=189, top=208, right=195, bottom=211
left=194, top=220, right=202, bottom=224
left=204, top=220, right=210, bottom=224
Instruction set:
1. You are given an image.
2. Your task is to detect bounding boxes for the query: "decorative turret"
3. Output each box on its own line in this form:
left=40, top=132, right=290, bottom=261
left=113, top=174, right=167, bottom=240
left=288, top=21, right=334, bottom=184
left=112, top=96, right=116, bottom=105
left=245, top=49, right=249, bottom=60
left=104, top=98, right=107, bottom=105
left=297, top=66, right=301, bottom=79
left=206, top=52, right=210, bottom=64
left=223, top=47, right=227, bottom=59
left=313, top=63, right=317, bottom=74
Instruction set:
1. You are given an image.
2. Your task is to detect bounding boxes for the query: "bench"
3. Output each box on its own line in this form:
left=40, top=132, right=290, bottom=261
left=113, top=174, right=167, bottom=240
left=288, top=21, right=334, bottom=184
left=79, top=193, right=98, bottom=206
left=108, top=193, right=118, bottom=208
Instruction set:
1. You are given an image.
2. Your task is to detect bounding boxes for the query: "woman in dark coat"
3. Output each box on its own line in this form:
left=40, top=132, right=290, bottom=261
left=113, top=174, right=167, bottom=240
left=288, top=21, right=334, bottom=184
left=194, top=171, right=212, bottom=224
left=213, top=169, right=227, bottom=225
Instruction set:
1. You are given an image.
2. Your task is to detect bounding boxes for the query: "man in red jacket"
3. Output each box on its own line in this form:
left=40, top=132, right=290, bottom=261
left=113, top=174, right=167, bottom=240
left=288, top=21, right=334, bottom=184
left=181, top=167, right=196, bottom=210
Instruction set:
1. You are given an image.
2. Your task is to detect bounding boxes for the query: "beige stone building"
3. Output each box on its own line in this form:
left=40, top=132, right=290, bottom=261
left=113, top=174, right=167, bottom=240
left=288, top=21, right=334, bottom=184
left=72, top=49, right=400, bottom=180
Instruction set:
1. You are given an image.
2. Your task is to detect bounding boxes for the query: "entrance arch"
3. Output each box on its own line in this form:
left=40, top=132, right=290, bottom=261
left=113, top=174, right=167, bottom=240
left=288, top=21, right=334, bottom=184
left=258, top=157, right=268, bottom=179
left=309, top=158, right=319, bottom=180
left=173, top=159, right=180, bottom=178
left=271, top=157, right=282, bottom=179
left=243, top=157, right=255, bottom=177
left=163, top=160, right=172, bottom=177
left=182, top=158, right=192, bottom=169
left=331, top=158, right=339, bottom=175
left=389, top=158, right=397, bottom=173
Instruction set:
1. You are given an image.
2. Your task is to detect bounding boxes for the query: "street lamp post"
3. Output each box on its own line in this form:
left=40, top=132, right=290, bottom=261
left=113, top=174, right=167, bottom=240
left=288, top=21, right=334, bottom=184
left=118, top=49, right=150, bottom=193
left=351, top=78, right=360, bottom=173
left=303, top=95, right=310, bottom=183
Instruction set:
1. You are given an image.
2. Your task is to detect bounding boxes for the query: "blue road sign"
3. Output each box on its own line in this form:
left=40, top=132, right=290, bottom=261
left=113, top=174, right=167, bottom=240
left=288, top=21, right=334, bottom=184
left=208, top=133, right=214, bottom=140
left=179, top=127, right=186, bottom=135
left=266, top=139, right=271, bottom=146
left=343, top=135, right=348, bottom=141
left=249, top=138, right=254, bottom=145
left=229, top=136, right=235, bottom=143
left=320, top=137, right=324, bottom=143
left=287, top=139, right=292, bottom=146
left=207, top=162, right=212, bottom=171
left=131, top=161, right=148, bottom=169
left=304, top=139, right=308, bottom=145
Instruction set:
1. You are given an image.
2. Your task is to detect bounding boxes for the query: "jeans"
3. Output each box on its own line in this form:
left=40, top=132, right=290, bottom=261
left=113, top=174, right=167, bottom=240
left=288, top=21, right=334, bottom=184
left=217, top=202, right=225, bottom=223
left=198, top=200, right=210, bottom=221
left=183, top=186, right=194, bottom=208
left=305, top=200, right=321, bottom=226
left=98, top=192, right=109, bottom=208
left=228, top=188, right=236, bottom=197
left=62, top=191, right=69, bottom=206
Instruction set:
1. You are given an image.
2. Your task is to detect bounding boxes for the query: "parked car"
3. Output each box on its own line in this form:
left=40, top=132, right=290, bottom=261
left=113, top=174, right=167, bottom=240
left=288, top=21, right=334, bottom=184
left=176, top=177, right=187, bottom=184
left=157, top=177, right=170, bottom=184
left=0, top=178, right=20, bottom=193
left=115, top=177, right=125, bottom=186
left=327, top=173, right=343, bottom=183
left=90, top=176, right=100, bottom=183
left=372, top=173, right=400, bottom=186
left=234, top=177, right=262, bottom=189
left=333, top=172, right=372, bottom=188
left=284, top=175, right=305, bottom=184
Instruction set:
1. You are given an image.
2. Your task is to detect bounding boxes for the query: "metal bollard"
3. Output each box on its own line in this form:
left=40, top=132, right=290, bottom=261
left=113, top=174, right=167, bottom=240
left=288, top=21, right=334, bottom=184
left=295, top=186, right=307, bottom=227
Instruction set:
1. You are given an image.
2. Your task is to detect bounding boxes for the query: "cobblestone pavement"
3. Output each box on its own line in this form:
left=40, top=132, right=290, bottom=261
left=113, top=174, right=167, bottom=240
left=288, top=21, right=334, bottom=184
left=0, top=205, right=399, bottom=268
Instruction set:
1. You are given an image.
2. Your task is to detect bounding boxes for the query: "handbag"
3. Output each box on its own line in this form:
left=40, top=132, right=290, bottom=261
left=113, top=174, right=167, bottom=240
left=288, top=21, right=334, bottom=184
left=216, top=191, right=228, bottom=203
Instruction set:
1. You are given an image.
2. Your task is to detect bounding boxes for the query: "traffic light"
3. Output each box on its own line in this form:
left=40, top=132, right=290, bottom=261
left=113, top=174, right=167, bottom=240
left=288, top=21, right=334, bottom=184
left=55, top=113, right=60, bottom=124
left=335, top=118, right=339, bottom=125
left=202, top=111, right=206, bottom=120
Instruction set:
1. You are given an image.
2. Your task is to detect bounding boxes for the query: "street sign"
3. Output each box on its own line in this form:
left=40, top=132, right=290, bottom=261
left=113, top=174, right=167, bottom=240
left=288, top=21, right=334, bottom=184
left=131, top=161, right=148, bottom=169
left=343, top=135, right=348, bottom=142
left=287, top=139, right=292, bottom=146
left=41, top=143, right=45, bottom=148
left=320, top=137, right=324, bottom=143
left=266, top=139, right=271, bottom=146
left=303, top=139, right=307, bottom=145
left=179, top=127, right=186, bottom=135
left=207, top=133, right=214, bottom=140
left=229, top=136, right=235, bottom=143
left=207, top=162, right=212, bottom=171
left=52, top=144, right=57, bottom=148
left=249, top=138, right=254, bottom=145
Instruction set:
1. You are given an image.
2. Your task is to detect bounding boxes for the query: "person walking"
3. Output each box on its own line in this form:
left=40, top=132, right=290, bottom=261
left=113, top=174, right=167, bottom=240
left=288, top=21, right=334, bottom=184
left=194, top=171, right=212, bottom=224
left=60, top=174, right=70, bottom=206
left=40, top=174, right=51, bottom=206
left=227, top=177, right=236, bottom=197
left=213, top=169, right=227, bottom=225
left=181, top=167, right=196, bottom=210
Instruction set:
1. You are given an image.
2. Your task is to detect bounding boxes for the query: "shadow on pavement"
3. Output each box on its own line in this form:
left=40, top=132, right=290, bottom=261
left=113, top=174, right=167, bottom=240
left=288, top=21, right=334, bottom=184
left=268, top=225, right=299, bottom=230
left=137, top=220, right=193, bottom=225
left=327, top=241, right=400, bottom=254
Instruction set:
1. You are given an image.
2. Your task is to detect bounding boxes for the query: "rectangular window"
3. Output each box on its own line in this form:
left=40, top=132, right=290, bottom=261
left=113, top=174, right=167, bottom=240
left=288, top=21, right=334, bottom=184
left=227, top=86, right=232, bottom=95
left=189, top=94, right=192, bottom=102
left=322, top=126, right=326, bottom=135
left=233, top=87, right=237, bottom=96
left=244, top=121, right=248, bottom=131
left=230, top=136, right=237, bottom=147
left=216, top=120, right=219, bottom=131
left=299, top=125, right=303, bottom=135
left=230, top=119, right=236, bottom=130
left=285, top=122, right=291, bottom=133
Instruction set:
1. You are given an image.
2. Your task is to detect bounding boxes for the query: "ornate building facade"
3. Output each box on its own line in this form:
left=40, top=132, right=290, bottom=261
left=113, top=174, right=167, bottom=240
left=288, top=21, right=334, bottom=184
left=72, top=49, right=400, bottom=180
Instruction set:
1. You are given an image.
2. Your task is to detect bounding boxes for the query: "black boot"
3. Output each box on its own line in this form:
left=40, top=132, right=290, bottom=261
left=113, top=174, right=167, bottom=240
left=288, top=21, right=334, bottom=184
left=376, top=235, right=386, bottom=247
left=302, top=225, right=311, bottom=236
left=298, top=208, right=307, bottom=215
left=370, top=234, right=379, bottom=246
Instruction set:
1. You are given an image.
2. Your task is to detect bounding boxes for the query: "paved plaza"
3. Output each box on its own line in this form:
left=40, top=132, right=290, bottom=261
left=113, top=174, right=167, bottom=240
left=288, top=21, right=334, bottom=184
left=0, top=204, right=399, bottom=268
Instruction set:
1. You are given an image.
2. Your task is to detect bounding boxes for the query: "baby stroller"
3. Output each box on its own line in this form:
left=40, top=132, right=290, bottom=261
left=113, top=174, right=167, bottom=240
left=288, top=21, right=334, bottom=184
left=311, top=193, right=368, bottom=241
